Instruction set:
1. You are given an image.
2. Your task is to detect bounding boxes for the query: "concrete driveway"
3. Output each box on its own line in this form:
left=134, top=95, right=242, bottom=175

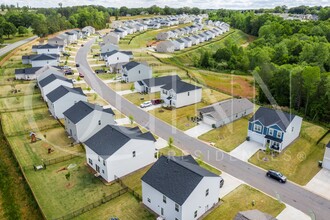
left=229, top=141, right=262, bottom=162
left=117, top=90, right=136, bottom=96
left=143, top=104, right=161, bottom=111
left=184, top=122, right=213, bottom=138
left=305, top=169, right=330, bottom=200
left=277, top=205, right=311, bottom=220
left=219, top=172, right=243, bottom=198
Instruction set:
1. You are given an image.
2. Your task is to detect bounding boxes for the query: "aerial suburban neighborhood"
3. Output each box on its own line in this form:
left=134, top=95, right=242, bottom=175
left=0, top=2, right=329, bottom=220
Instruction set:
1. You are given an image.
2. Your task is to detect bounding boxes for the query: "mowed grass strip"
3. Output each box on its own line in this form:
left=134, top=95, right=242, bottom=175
left=204, top=184, right=285, bottom=220
left=0, top=94, right=46, bottom=112
left=72, top=193, right=155, bottom=220
left=249, top=121, right=327, bottom=185
left=25, top=157, right=123, bottom=220
left=198, top=118, right=250, bottom=152
left=123, top=92, right=160, bottom=106
left=1, top=107, right=61, bottom=136
left=108, top=82, right=134, bottom=91
left=0, top=83, right=38, bottom=98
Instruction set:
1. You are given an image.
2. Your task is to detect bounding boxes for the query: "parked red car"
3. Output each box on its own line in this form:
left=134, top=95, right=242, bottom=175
left=79, top=72, right=84, bottom=78
left=151, top=99, right=162, bottom=105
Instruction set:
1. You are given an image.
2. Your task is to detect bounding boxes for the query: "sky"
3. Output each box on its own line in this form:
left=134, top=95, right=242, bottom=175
left=3, top=0, right=330, bottom=9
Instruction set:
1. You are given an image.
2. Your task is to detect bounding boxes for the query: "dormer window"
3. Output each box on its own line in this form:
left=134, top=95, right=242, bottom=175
left=268, top=128, right=274, bottom=136
left=254, top=124, right=262, bottom=132
left=277, top=131, right=282, bottom=139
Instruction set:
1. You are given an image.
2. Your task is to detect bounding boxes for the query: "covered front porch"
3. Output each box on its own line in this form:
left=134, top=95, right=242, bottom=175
left=264, top=135, right=283, bottom=152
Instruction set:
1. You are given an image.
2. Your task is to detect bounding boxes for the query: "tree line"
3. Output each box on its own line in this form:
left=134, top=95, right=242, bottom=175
left=196, top=11, right=330, bottom=124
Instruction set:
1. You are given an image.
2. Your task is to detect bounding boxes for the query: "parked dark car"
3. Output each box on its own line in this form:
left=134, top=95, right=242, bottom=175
left=95, top=69, right=105, bottom=74
left=151, top=99, right=162, bottom=105
left=76, top=63, right=80, bottom=67
left=64, top=70, right=73, bottom=75
left=81, top=44, right=84, bottom=47
left=266, top=170, right=287, bottom=183
left=62, top=52, right=70, bottom=57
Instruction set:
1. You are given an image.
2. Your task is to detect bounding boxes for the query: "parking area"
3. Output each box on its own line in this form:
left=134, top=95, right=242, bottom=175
left=229, top=141, right=262, bottom=162
left=184, top=122, right=213, bottom=138
left=305, top=169, right=330, bottom=200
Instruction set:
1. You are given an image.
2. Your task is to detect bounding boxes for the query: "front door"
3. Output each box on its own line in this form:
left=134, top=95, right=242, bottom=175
left=161, top=207, right=164, bottom=216
left=95, top=164, right=100, bottom=173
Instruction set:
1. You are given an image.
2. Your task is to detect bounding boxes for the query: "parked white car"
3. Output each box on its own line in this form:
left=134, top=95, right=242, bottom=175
left=140, top=101, right=152, bottom=108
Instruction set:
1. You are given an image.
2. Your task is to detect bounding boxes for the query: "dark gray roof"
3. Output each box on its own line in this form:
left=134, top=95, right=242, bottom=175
left=142, top=156, right=218, bottom=205
left=26, top=54, right=59, bottom=61
left=176, top=39, right=185, bottom=44
left=326, top=141, right=330, bottom=148
left=234, top=210, right=277, bottom=220
left=161, top=80, right=201, bottom=94
left=15, top=67, right=42, bottom=75
left=63, top=101, right=114, bottom=124
left=123, top=61, right=145, bottom=71
left=141, top=75, right=181, bottom=87
left=32, top=44, right=61, bottom=49
left=84, top=125, right=155, bottom=159
left=103, top=50, right=132, bottom=57
left=249, top=107, right=296, bottom=131
left=46, top=85, right=85, bottom=103
left=38, top=74, right=72, bottom=87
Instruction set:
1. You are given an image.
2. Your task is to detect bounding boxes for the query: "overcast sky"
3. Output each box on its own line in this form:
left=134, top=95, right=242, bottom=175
left=3, top=0, right=330, bottom=9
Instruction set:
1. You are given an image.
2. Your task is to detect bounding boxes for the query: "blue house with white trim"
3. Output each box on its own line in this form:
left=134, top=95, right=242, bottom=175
left=247, top=107, right=302, bottom=152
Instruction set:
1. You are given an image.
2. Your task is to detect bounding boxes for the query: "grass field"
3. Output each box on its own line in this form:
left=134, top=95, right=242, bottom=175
left=0, top=94, right=45, bottom=112
left=8, top=127, right=83, bottom=167
left=87, top=93, right=109, bottom=106
left=205, top=185, right=285, bottom=219
left=249, top=121, right=327, bottom=185
left=108, top=82, right=134, bottom=91
left=97, top=73, right=117, bottom=80
left=0, top=83, right=38, bottom=97
left=73, top=193, right=155, bottom=220
left=25, top=157, right=123, bottom=219
left=1, top=107, right=61, bottom=136
left=121, top=165, right=152, bottom=196
left=123, top=92, right=160, bottom=106
left=149, top=103, right=206, bottom=131
left=198, top=118, right=250, bottom=152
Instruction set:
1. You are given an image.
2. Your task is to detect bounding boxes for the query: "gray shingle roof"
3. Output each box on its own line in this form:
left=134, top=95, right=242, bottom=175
left=161, top=80, right=201, bottom=94
left=249, top=107, right=296, bottom=131
left=326, top=141, right=330, bottom=148
left=103, top=50, right=132, bottom=57
left=198, top=98, right=253, bottom=121
left=123, top=61, right=146, bottom=71
left=84, top=125, right=155, bottom=159
left=46, top=85, right=85, bottom=103
left=63, top=101, right=114, bottom=124
left=30, top=54, right=59, bottom=61
left=176, top=39, right=185, bottom=44
left=15, top=67, right=42, bottom=75
left=32, top=44, right=60, bottom=49
left=142, top=155, right=218, bottom=205
left=38, top=74, right=72, bottom=87
left=141, top=75, right=181, bottom=87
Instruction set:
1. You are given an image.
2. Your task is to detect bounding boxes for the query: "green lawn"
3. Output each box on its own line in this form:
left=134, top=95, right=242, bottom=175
left=0, top=83, right=38, bottom=98
left=1, top=107, right=61, bottom=136
left=0, top=94, right=45, bottom=112
left=87, top=93, right=109, bottom=106
left=121, top=165, right=152, bottom=196
left=249, top=121, right=327, bottom=185
left=198, top=118, right=250, bottom=152
left=97, top=73, right=116, bottom=80
left=123, top=92, right=160, bottom=106
left=205, top=185, right=285, bottom=220
left=73, top=193, right=155, bottom=220
left=108, top=82, right=134, bottom=91
left=149, top=103, right=206, bottom=131
left=25, top=157, right=123, bottom=220
left=8, top=127, right=83, bottom=167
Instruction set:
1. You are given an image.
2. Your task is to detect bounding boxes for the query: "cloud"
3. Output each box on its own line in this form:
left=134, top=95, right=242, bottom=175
left=4, top=0, right=330, bottom=9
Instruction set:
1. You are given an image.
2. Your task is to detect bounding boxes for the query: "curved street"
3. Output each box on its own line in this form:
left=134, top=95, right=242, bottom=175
left=76, top=38, right=330, bottom=220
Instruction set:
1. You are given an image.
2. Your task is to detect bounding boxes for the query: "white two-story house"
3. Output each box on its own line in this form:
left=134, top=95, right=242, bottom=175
left=63, top=101, right=115, bottom=142
left=105, top=50, right=132, bottom=67
left=161, top=80, right=202, bottom=108
left=38, top=73, right=73, bottom=102
left=247, top=107, right=303, bottom=152
left=84, top=125, right=156, bottom=182
left=142, top=155, right=221, bottom=220
left=32, top=43, right=63, bottom=55
left=122, top=61, right=152, bottom=83
left=46, top=85, right=87, bottom=119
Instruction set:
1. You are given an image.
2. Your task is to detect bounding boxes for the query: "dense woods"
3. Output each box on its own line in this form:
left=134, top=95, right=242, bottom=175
left=197, top=10, right=330, bottom=123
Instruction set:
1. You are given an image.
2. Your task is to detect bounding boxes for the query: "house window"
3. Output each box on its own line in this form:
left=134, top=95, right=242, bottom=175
left=132, top=151, right=136, bottom=157
left=194, top=210, right=197, bottom=218
left=147, top=198, right=151, bottom=203
left=163, top=90, right=167, bottom=95
left=138, top=70, right=140, bottom=74
left=98, top=120, right=101, bottom=125
left=254, top=124, right=262, bottom=132
left=206, top=189, right=209, bottom=197
left=161, top=208, right=164, bottom=215
left=102, top=170, right=104, bottom=174
left=88, top=158, right=93, bottom=165
left=96, top=164, right=100, bottom=173
left=163, top=195, right=167, bottom=203
left=98, top=156, right=101, bottom=162
left=277, top=131, right=282, bottom=139
left=292, top=127, right=294, bottom=132
left=268, top=128, right=274, bottom=136
left=175, top=203, right=179, bottom=212
left=187, top=92, right=190, bottom=96
left=117, top=57, right=119, bottom=60
left=103, top=160, right=105, bottom=166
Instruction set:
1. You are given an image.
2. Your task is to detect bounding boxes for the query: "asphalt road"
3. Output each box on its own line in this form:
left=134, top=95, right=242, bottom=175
left=0, top=36, right=38, bottom=57
left=76, top=38, right=330, bottom=220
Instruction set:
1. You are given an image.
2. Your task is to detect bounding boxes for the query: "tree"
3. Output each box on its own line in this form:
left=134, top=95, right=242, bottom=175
left=17, top=26, right=28, bottom=36
left=128, top=115, right=134, bottom=125
left=1, top=22, right=17, bottom=38
left=31, top=15, right=48, bottom=37
left=168, top=137, right=173, bottom=148
left=301, top=66, right=321, bottom=116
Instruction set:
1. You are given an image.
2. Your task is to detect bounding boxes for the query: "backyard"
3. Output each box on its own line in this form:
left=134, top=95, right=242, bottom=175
left=204, top=185, right=285, bottom=219
left=198, top=118, right=250, bottom=152
left=123, top=92, right=160, bottom=106
left=249, top=121, right=328, bottom=185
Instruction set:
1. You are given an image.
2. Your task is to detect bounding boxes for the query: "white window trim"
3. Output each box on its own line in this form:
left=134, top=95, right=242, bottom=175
left=268, top=128, right=274, bottom=136
left=254, top=124, right=262, bottom=132
left=277, top=131, right=282, bottom=139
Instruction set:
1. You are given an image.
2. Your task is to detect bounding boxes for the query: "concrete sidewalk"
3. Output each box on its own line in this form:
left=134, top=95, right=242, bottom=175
left=305, top=169, right=330, bottom=201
